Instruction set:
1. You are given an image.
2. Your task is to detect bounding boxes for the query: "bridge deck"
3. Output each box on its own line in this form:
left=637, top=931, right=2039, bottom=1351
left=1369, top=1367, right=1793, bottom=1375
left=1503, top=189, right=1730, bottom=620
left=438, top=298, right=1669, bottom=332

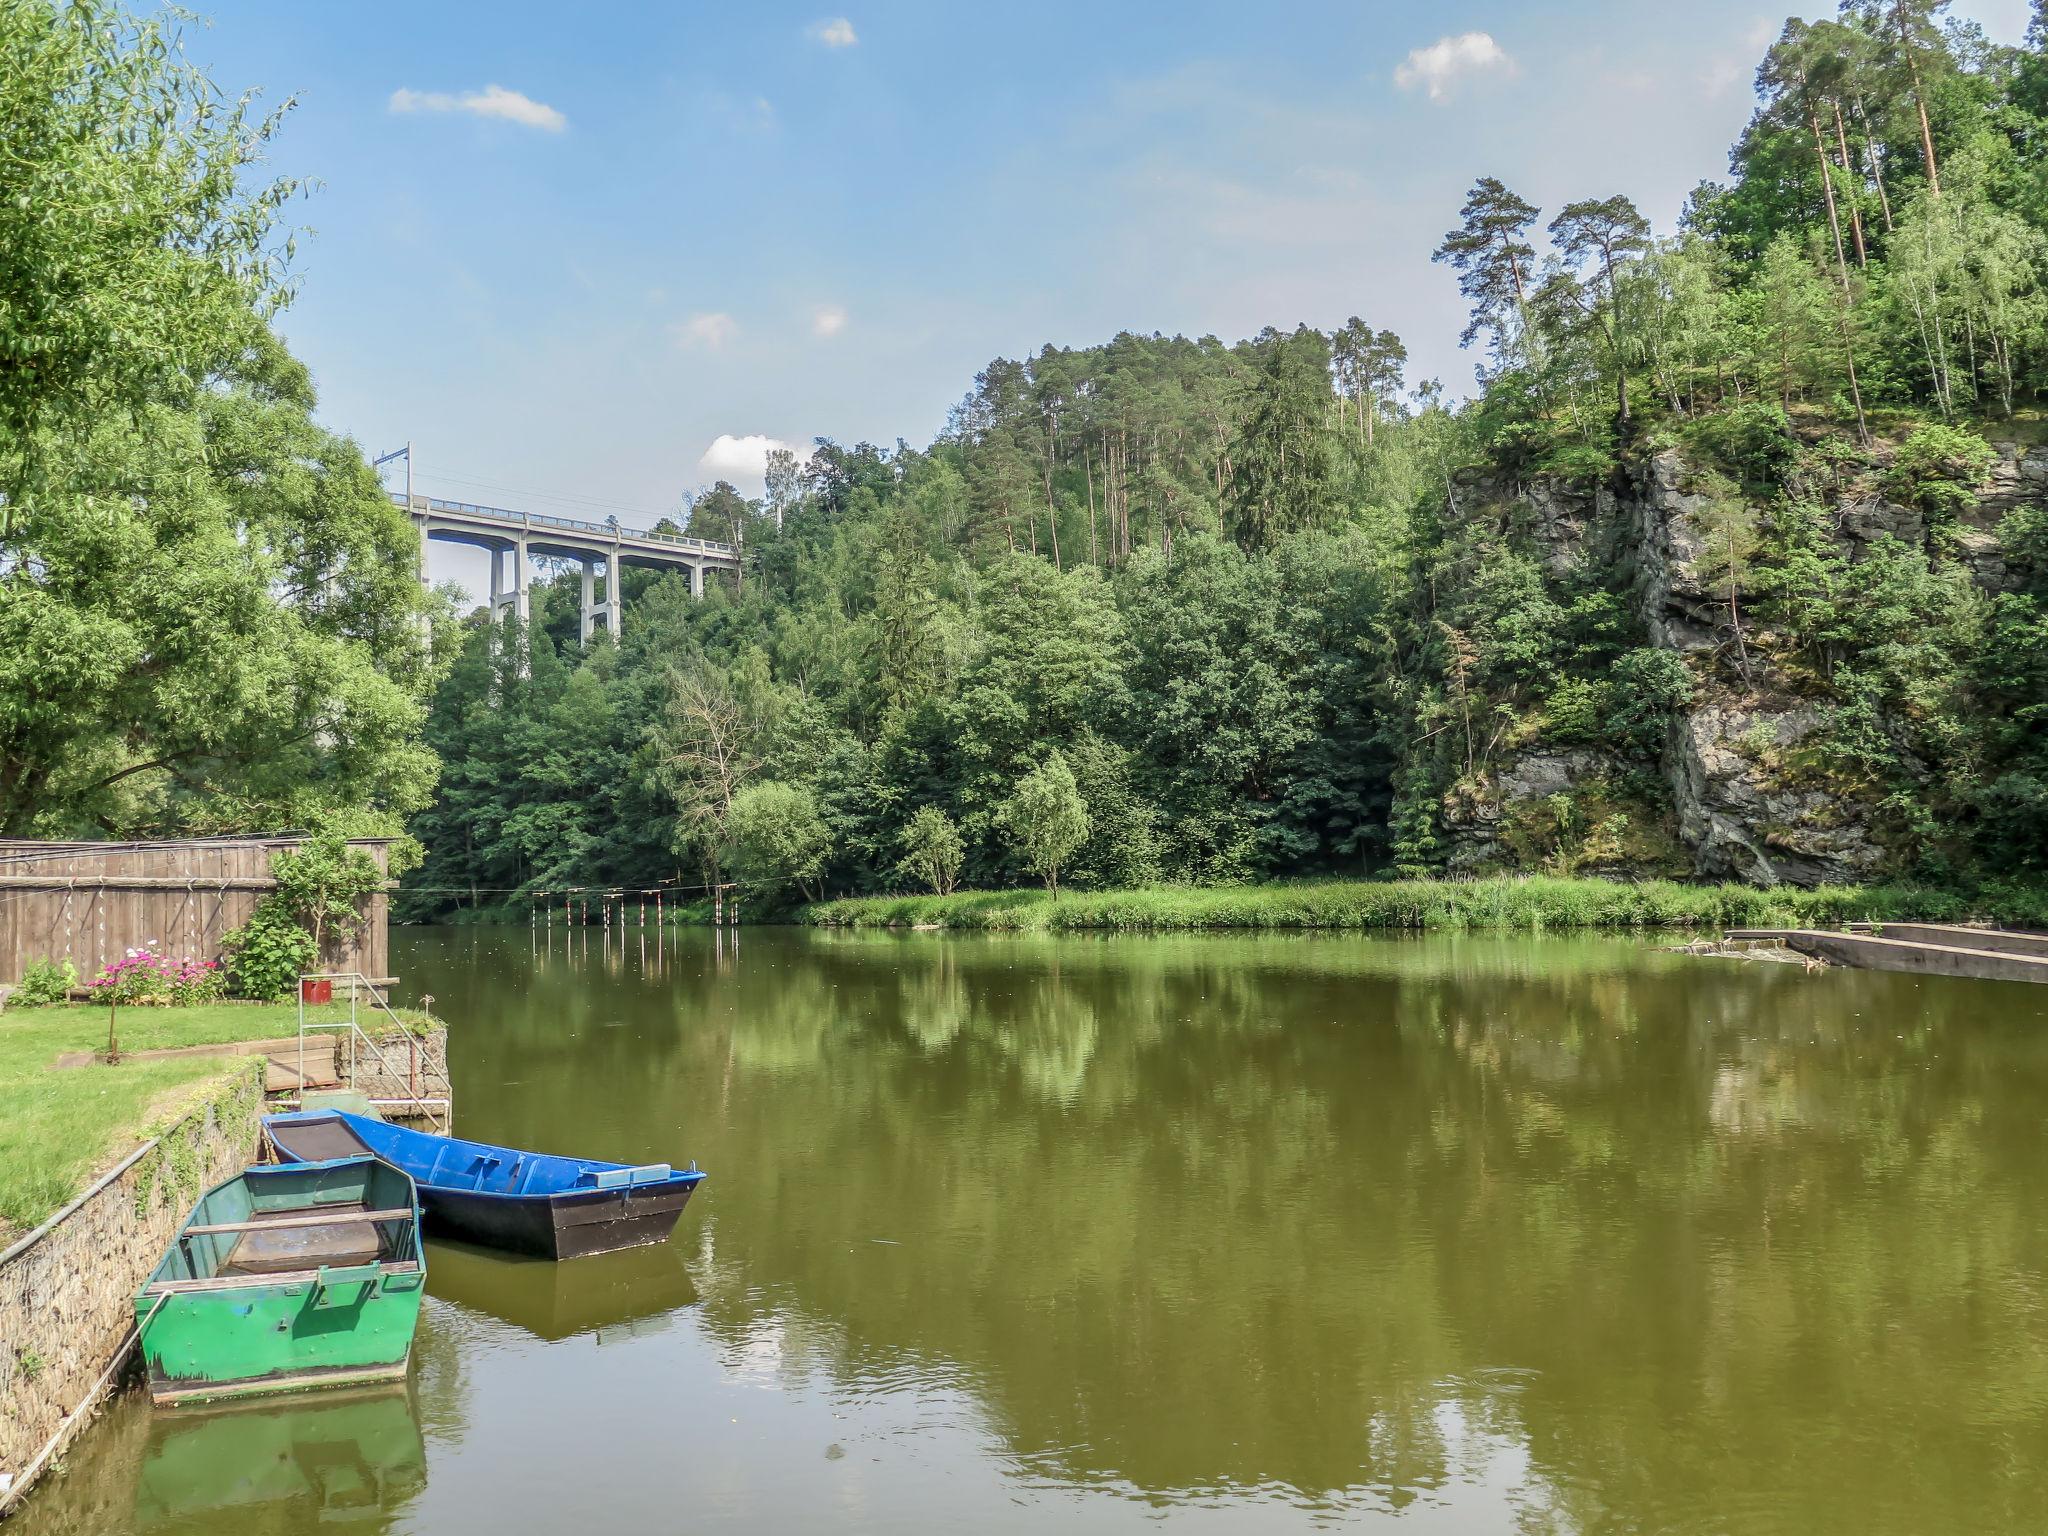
left=394, top=492, right=738, bottom=564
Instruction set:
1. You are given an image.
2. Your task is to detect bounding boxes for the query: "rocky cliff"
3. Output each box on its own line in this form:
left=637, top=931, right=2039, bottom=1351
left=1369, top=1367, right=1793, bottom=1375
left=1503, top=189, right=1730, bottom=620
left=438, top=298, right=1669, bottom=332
left=1438, top=440, right=2032, bottom=886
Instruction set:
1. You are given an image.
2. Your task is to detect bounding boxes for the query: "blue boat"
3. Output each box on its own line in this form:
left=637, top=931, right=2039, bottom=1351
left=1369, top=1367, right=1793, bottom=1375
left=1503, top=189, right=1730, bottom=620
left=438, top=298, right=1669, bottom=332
left=263, top=1110, right=705, bottom=1260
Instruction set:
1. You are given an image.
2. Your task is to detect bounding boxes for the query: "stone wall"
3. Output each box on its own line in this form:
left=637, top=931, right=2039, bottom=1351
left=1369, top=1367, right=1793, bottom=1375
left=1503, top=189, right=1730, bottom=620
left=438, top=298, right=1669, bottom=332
left=348, top=1024, right=451, bottom=1120
left=0, top=1066, right=264, bottom=1514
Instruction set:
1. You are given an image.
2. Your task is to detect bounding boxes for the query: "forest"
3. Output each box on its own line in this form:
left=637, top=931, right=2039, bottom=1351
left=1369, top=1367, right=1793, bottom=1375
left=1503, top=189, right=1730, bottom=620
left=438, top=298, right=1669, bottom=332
left=399, top=1, right=2048, bottom=917
left=4, top=0, right=2046, bottom=918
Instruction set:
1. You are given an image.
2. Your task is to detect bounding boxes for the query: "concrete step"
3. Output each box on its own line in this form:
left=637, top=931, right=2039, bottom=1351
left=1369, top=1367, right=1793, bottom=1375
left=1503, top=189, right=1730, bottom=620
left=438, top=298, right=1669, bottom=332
left=1724, top=929, right=2048, bottom=985
left=263, top=1040, right=340, bottom=1091
left=1840, top=923, right=2048, bottom=959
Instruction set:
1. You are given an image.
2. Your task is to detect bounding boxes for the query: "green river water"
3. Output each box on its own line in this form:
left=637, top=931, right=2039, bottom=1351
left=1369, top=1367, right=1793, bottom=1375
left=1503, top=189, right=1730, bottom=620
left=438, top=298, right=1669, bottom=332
left=13, top=925, right=2048, bottom=1533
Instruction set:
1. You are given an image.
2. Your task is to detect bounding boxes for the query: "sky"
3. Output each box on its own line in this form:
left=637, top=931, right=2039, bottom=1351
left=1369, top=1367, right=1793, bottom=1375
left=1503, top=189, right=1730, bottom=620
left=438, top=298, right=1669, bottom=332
left=186, top=0, right=2033, bottom=591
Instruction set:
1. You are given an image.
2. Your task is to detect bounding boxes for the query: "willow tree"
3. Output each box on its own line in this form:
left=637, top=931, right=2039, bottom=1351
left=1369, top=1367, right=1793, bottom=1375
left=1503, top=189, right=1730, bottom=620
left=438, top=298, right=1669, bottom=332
left=0, top=2, right=442, bottom=837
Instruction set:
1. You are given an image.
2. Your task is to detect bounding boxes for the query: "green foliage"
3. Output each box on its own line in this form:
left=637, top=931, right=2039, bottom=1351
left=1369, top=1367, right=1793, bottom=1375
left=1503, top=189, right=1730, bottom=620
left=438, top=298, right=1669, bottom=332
left=271, top=829, right=387, bottom=957
left=1682, top=402, right=1800, bottom=489
left=1885, top=425, right=1997, bottom=517
left=13, top=958, right=77, bottom=1008
left=0, top=3, right=443, bottom=841
left=895, top=806, right=964, bottom=895
left=220, top=899, right=318, bottom=1002
left=728, top=780, right=833, bottom=904
left=997, top=751, right=1091, bottom=899
left=806, top=874, right=2013, bottom=933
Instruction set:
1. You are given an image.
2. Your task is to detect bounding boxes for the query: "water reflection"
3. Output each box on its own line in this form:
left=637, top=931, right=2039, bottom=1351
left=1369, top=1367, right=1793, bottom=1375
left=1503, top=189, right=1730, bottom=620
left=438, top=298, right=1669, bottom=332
left=428, top=1237, right=698, bottom=1343
left=19, top=926, right=2048, bottom=1534
left=414, top=926, right=2048, bottom=1529
left=17, top=1388, right=425, bottom=1535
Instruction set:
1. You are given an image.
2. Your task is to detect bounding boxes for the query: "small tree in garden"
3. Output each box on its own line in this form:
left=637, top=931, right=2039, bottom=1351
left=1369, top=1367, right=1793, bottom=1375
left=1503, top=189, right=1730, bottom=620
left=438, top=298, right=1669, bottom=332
left=219, top=828, right=383, bottom=999
left=896, top=806, right=964, bottom=895
left=998, top=751, right=1091, bottom=901
left=270, top=828, right=386, bottom=961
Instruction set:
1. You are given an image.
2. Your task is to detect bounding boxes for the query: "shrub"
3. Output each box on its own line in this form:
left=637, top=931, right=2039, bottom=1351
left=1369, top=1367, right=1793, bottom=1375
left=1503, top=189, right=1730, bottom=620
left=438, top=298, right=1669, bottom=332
left=1885, top=424, right=1996, bottom=520
left=84, top=946, right=224, bottom=1006
left=727, top=780, right=833, bottom=904
left=221, top=899, right=319, bottom=1001
left=13, top=957, right=77, bottom=1007
left=895, top=806, right=964, bottom=895
left=1684, top=401, right=1798, bottom=489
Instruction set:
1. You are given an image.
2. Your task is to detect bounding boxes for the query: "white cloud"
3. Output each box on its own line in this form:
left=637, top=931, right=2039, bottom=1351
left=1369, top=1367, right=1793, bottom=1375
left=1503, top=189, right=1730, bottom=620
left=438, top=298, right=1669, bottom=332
left=1393, top=32, right=1515, bottom=102
left=809, top=17, right=858, bottom=48
left=811, top=304, right=848, bottom=338
left=672, top=311, right=739, bottom=349
left=696, top=434, right=811, bottom=495
left=389, top=83, right=567, bottom=131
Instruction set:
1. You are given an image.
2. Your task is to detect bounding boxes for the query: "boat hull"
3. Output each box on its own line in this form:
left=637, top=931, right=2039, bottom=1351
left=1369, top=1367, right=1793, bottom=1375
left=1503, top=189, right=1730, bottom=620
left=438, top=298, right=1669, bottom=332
left=421, top=1180, right=699, bottom=1259
left=137, top=1160, right=424, bottom=1407
left=263, top=1110, right=707, bottom=1262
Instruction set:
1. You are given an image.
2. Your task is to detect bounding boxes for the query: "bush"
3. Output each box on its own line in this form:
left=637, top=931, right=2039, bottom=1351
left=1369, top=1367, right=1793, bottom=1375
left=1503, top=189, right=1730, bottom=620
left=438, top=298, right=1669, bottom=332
left=1885, top=424, right=1996, bottom=519
left=221, top=899, right=319, bottom=1001
left=727, top=780, right=833, bottom=905
left=13, top=957, right=77, bottom=1007
left=84, top=947, right=224, bottom=1006
left=1685, top=402, right=1798, bottom=489
left=895, top=806, right=964, bottom=895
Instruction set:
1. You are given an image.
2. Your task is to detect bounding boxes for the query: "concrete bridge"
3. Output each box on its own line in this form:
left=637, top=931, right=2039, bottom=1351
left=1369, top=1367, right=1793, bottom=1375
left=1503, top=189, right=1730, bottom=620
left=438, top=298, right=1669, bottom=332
left=396, top=493, right=740, bottom=641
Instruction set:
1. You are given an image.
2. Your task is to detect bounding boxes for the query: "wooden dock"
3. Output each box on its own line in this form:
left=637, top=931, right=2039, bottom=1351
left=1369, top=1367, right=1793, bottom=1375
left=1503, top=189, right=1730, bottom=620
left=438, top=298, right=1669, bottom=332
left=1723, top=925, right=2048, bottom=985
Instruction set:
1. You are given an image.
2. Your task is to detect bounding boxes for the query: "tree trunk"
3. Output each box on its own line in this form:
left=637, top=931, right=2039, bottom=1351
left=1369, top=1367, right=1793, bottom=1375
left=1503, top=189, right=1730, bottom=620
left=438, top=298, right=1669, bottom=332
left=1831, top=100, right=1868, bottom=266
left=1809, top=103, right=1871, bottom=444
left=1855, top=94, right=1895, bottom=232
left=1084, top=445, right=1099, bottom=566
left=1896, top=1, right=1942, bottom=195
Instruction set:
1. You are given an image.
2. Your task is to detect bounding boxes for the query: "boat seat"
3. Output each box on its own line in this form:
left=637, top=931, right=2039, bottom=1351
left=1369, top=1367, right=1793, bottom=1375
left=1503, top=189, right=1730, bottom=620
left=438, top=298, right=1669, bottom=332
left=222, top=1216, right=386, bottom=1276
left=268, top=1116, right=372, bottom=1163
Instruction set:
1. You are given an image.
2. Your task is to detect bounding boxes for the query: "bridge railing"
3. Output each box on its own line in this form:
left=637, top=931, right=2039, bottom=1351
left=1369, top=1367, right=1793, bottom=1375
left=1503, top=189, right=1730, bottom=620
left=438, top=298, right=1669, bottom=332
left=391, top=492, right=736, bottom=556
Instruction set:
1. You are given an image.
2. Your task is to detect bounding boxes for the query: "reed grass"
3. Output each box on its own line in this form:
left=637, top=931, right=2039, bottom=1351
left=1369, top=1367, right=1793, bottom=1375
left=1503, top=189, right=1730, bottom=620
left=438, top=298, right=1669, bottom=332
left=804, top=875, right=2035, bottom=934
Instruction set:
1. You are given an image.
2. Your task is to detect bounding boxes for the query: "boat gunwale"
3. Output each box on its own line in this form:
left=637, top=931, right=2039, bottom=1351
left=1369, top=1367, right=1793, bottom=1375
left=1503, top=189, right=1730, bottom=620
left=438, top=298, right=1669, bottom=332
left=139, top=1260, right=422, bottom=1297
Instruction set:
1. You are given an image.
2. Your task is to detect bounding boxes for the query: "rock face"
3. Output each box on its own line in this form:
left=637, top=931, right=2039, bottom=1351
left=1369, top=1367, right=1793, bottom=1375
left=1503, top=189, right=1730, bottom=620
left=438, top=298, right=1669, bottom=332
left=1442, top=444, right=2019, bottom=887
left=1440, top=749, right=1615, bottom=875
left=1620, top=452, right=1902, bottom=884
left=1667, top=702, right=1887, bottom=885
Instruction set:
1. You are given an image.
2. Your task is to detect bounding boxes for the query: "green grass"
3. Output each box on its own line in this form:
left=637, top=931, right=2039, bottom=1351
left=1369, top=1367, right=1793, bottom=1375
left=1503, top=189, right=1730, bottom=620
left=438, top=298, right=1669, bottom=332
left=804, top=875, right=2045, bottom=934
left=0, top=1000, right=439, bottom=1240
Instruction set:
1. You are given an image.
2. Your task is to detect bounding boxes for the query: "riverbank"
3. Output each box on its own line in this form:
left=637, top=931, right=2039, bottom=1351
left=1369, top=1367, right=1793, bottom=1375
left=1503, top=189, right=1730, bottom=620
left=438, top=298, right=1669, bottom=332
left=803, top=875, right=2046, bottom=933
left=0, top=1000, right=438, bottom=1240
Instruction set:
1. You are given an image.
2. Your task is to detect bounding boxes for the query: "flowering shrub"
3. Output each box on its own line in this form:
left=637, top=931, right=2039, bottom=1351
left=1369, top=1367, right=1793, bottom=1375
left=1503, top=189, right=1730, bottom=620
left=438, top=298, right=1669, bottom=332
left=85, top=945, right=225, bottom=1006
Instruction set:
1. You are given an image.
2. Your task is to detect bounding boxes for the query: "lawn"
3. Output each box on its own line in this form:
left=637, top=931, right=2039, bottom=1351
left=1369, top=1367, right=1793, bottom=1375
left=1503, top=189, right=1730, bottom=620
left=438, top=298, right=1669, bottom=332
left=0, top=999, right=436, bottom=1241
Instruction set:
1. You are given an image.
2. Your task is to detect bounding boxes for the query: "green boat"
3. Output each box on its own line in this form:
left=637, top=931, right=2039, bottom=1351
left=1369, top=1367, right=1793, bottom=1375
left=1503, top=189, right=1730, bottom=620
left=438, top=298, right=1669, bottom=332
left=134, top=1156, right=425, bottom=1406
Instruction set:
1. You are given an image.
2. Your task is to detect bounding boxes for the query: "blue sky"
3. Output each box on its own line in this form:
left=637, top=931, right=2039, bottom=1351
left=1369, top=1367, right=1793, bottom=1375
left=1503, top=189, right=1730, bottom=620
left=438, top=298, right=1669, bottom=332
left=189, top=0, right=2031, bottom=576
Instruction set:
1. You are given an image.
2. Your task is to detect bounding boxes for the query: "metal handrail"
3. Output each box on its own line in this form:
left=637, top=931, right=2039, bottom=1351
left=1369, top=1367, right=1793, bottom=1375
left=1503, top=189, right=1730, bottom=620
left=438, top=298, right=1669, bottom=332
left=296, top=972, right=451, bottom=1134
left=390, top=492, right=736, bottom=556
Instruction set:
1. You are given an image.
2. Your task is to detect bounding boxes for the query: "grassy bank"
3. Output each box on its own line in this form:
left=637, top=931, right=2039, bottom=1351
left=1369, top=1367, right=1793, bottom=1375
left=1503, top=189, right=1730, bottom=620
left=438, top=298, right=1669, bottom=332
left=804, top=875, right=2044, bottom=934
left=0, top=1000, right=438, bottom=1240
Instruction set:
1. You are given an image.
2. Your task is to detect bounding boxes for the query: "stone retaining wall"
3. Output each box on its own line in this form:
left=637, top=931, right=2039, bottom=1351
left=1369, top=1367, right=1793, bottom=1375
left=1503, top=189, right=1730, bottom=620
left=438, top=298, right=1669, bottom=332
left=349, top=1024, right=450, bottom=1119
left=0, top=1065, right=264, bottom=1515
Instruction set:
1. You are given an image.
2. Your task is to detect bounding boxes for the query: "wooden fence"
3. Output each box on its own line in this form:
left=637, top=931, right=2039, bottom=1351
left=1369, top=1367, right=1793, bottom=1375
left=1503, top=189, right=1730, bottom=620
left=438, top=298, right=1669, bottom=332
left=0, top=838, right=392, bottom=986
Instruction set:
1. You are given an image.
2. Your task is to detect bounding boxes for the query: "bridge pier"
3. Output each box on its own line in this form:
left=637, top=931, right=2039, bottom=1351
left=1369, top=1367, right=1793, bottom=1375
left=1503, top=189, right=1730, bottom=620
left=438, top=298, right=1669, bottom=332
left=579, top=556, right=615, bottom=644
left=487, top=538, right=530, bottom=660
left=689, top=563, right=704, bottom=599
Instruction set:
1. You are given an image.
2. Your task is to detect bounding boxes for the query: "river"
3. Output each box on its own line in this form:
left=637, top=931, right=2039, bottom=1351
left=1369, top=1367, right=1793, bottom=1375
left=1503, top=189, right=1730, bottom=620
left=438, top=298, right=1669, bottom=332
left=14, top=926, right=2048, bottom=1533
